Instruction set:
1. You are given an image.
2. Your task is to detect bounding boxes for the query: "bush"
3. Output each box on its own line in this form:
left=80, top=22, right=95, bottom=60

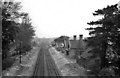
left=22, top=45, right=32, bottom=53
left=14, top=44, right=32, bottom=56
left=2, top=57, right=16, bottom=70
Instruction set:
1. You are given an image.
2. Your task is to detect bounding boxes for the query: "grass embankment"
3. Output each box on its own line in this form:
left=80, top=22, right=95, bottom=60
left=2, top=46, right=40, bottom=76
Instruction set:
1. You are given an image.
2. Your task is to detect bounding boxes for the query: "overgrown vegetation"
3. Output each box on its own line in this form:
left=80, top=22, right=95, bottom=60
left=2, top=1, right=35, bottom=70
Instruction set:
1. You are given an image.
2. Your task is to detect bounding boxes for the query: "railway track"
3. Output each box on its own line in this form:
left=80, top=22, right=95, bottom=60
left=32, top=43, right=63, bottom=77
left=32, top=46, right=44, bottom=77
left=45, top=48, right=62, bottom=77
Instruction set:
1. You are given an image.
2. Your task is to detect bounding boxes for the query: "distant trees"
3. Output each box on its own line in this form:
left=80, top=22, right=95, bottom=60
left=2, top=1, right=35, bottom=70
left=86, top=4, right=120, bottom=76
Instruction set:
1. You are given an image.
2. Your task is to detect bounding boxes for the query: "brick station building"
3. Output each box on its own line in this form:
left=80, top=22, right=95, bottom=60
left=54, top=34, right=101, bottom=70
left=64, top=34, right=86, bottom=58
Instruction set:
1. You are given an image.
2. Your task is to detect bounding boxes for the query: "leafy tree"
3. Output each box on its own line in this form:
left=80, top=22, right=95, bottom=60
left=86, top=4, right=120, bottom=76
left=2, top=1, right=21, bottom=59
left=2, top=1, right=35, bottom=70
left=15, top=15, right=35, bottom=55
left=54, top=35, right=69, bottom=42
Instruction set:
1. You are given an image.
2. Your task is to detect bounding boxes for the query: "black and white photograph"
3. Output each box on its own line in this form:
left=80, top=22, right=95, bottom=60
left=1, top=0, right=120, bottom=77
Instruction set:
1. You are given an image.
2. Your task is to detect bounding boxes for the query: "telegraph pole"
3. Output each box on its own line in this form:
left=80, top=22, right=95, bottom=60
left=19, top=13, right=26, bottom=64
left=19, top=41, right=22, bottom=63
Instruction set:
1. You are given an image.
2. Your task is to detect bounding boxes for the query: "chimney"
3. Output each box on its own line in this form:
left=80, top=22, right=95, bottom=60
left=73, top=35, right=77, bottom=40
left=79, top=34, right=83, bottom=40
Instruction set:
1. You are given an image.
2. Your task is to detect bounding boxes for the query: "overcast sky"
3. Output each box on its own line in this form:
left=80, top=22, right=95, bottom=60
left=17, top=0, right=119, bottom=38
